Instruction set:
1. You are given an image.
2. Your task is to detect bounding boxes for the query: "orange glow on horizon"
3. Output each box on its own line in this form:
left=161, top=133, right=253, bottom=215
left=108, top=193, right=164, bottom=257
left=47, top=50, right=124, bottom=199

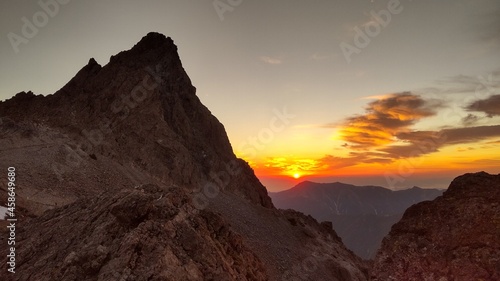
left=244, top=142, right=500, bottom=181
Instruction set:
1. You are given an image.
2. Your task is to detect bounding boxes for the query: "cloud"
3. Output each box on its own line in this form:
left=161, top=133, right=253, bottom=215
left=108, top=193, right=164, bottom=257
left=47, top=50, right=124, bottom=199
left=359, top=94, right=393, bottom=100
left=338, top=92, right=442, bottom=149
left=319, top=155, right=363, bottom=169
left=287, top=86, right=500, bottom=173
left=438, top=125, right=500, bottom=144
left=461, top=114, right=481, bottom=126
left=456, top=147, right=475, bottom=152
left=421, top=70, right=500, bottom=96
left=382, top=125, right=500, bottom=158
left=466, top=94, right=500, bottom=117
left=259, top=56, right=282, bottom=65
left=486, top=139, right=500, bottom=145
left=323, top=92, right=500, bottom=165
left=260, top=125, right=500, bottom=175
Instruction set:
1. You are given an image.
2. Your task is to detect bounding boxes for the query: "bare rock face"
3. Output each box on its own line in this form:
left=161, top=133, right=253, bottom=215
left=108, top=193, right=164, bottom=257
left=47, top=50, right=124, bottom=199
left=12, top=185, right=268, bottom=281
left=371, top=172, right=500, bottom=281
left=207, top=193, right=370, bottom=281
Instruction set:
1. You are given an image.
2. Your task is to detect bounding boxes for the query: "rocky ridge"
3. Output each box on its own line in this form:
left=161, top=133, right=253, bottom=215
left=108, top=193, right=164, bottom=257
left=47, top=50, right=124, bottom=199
left=12, top=185, right=268, bottom=281
left=371, top=172, right=500, bottom=280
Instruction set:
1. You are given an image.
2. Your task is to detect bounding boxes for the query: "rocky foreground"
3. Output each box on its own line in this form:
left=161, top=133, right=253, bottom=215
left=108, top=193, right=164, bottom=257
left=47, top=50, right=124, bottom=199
left=372, top=172, right=500, bottom=280
left=12, top=185, right=268, bottom=280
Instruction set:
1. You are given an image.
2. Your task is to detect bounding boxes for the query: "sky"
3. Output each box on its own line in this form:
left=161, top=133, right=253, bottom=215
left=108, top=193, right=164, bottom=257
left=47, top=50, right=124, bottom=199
left=1, top=0, right=499, bottom=191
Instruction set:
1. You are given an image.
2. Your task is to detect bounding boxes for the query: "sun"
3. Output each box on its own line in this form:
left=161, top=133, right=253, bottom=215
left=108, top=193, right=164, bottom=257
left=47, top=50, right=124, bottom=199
left=293, top=173, right=301, bottom=179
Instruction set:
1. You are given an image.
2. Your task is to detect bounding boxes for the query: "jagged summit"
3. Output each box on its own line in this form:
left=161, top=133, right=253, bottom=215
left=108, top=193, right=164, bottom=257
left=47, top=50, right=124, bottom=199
left=130, top=32, right=175, bottom=53
left=108, top=32, right=179, bottom=71
left=87, top=57, right=100, bottom=66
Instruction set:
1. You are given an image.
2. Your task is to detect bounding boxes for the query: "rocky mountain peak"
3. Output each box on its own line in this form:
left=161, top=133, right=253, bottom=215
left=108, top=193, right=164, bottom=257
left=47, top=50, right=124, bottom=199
left=0, top=32, right=273, bottom=209
left=130, top=32, right=175, bottom=53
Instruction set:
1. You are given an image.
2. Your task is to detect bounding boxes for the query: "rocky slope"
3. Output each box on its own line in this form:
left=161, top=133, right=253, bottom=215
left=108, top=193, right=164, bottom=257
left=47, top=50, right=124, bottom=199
left=0, top=32, right=368, bottom=280
left=371, top=172, right=500, bottom=280
left=270, top=182, right=443, bottom=259
left=12, top=185, right=268, bottom=281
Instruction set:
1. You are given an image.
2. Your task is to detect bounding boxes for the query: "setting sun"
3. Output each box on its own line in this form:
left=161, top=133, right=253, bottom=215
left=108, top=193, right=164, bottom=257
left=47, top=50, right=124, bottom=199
left=293, top=173, right=301, bottom=179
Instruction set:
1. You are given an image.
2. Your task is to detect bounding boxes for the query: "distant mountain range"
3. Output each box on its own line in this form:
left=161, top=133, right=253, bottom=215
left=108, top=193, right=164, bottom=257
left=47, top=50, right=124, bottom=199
left=270, top=181, right=444, bottom=259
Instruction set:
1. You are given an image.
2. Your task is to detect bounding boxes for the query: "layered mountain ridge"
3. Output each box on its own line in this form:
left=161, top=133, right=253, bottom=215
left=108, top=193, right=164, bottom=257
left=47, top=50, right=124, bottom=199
left=270, top=181, right=443, bottom=259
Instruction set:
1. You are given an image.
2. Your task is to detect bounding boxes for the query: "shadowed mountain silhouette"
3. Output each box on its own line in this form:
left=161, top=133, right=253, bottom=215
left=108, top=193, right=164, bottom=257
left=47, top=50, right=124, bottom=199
left=270, top=181, right=443, bottom=259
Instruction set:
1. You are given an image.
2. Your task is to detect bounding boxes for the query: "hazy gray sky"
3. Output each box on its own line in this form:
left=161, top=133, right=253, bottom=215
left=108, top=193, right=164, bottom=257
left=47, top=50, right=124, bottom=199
left=1, top=0, right=499, bottom=190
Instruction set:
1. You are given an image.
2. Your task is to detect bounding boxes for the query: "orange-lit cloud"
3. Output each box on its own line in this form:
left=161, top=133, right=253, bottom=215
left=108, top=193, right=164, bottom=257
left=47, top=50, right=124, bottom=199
left=324, top=93, right=500, bottom=164
left=359, top=94, right=393, bottom=100
left=248, top=92, right=500, bottom=180
left=334, top=92, right=442, bottom=149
